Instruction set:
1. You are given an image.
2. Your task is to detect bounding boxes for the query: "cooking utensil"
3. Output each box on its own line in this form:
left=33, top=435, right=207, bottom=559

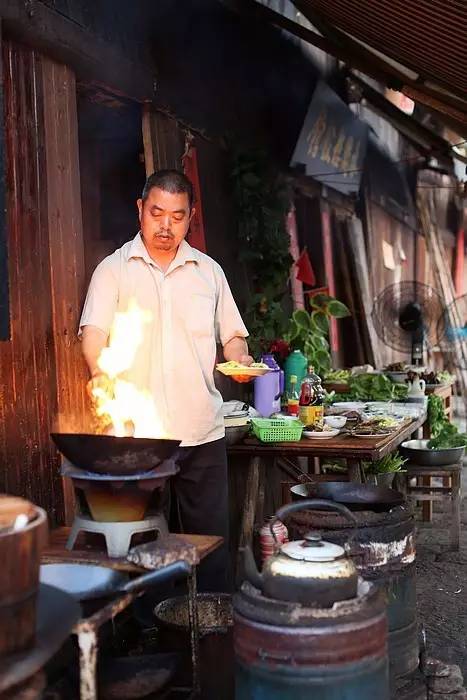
left=99, top=653, right=180, bottom=700
left=290, top=481, right=405, bottom=511
left=51, top=433, right=181, bottom=475
left=400, top=439, right=465, bottom=466
left=244, top=499, right=358, bottom=607
left=39, top=561, right=190, bottom=601
left=0, top=583, right=81, bottom=693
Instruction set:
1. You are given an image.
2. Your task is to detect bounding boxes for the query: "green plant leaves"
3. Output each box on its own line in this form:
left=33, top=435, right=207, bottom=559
left=292, top=309, right=310, bottom=329
left=311, top=311, right=328, bottom=333
left=310, top=293, right=332, bottom=309
left=327, top=300, right=351, bottom=318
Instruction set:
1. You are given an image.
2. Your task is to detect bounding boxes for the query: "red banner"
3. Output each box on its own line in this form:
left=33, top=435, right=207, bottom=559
left=183, top=144, right=207, bottom=253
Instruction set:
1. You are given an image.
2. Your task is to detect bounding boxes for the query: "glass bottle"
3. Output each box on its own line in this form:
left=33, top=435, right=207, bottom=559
left=287, top=374, right=300, bottom=417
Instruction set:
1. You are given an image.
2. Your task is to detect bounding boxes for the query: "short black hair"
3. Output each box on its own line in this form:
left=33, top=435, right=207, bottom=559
left=141, top=169, right=194, bottom=209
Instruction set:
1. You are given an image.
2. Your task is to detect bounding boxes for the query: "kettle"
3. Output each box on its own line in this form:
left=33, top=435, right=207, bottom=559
left=253, top=354, right=284, bottom=417
left=406, top=373, right=426, bottom=402
left=244, top=500, right=358, bottom=607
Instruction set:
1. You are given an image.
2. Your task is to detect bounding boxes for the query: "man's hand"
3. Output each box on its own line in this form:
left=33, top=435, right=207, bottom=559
left=86, top=371, right=113, bottom=399
left=232, top=353, right=256, bottom=383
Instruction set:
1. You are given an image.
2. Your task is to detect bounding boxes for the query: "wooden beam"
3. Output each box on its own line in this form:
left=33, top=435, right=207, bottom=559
left=142, top=105, right=155, bottom=177
left=0, top=0, right=155, bottom=102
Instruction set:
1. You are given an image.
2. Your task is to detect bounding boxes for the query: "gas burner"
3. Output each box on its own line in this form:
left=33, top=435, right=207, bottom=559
left=67, top=513, right=169, bottom=558
left=60, top=459, right=179, bottom=558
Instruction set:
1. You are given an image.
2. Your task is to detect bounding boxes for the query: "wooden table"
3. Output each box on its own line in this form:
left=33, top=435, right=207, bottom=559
left=228, top=414, right=425, bottom=577
left=43, top=529, right=223, bottom=572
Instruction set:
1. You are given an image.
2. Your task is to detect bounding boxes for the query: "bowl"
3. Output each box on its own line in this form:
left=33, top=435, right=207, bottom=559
left=385, top=372, right=408, bottom=384
left=400, top=439, right=465, bottom=466
left=324, top=416, right=347, bottom=429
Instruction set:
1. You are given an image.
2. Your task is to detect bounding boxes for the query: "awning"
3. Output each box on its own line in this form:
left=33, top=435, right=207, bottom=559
left=220, top=0, right=467, bottom=138
left=294, top=0, right=467, bottom=135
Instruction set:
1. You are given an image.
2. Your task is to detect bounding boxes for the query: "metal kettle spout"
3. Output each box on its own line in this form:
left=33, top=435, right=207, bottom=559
left=243, top=545, right=263, bottom=590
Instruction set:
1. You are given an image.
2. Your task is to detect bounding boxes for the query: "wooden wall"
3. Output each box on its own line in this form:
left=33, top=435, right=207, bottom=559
left=0, top=40, right=87, bottom=522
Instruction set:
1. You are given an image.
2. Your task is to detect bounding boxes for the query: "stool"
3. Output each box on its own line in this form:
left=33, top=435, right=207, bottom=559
left=404, top=462, right=461, bottom=550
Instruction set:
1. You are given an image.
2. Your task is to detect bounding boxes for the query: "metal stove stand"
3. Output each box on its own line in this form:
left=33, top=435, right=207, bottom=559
left=74, top=538, right=201, bottom=700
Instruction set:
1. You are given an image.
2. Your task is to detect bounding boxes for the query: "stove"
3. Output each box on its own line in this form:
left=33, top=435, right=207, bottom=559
left=61, top=459, right=179, bottom=558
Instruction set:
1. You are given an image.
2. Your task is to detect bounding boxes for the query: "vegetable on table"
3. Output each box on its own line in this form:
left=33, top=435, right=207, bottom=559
left=332, top=373, right=408, bottom=402
left=427, top=394, right=467, bottom=449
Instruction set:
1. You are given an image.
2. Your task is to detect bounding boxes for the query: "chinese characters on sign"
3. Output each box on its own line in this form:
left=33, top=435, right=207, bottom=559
left=291, top=81, right=369, bottom=196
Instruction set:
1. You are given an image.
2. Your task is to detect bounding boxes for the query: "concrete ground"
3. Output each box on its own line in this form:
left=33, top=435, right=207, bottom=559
left=415, top=462, right=467, bottom=679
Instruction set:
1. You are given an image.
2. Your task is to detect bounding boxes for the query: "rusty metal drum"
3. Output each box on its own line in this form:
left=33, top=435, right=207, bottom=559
left=233, top=581, right=389, bottom=700
left=288, top=503, right=418, bottom=679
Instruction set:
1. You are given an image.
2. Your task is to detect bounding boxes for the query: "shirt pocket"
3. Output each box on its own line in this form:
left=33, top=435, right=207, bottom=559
left=186, top=293, right=215, bottom=338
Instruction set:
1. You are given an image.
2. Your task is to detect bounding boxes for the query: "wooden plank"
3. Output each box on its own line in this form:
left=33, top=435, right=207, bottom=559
left=0, top=22, right=9, bottom=341
left=418, top=185, right=467, bottom=393
left=0, top=40, right=65, bottom=522
left=42, top=527, right=223, bottom=572
left=347, top=216, right=382, bottom=367
left=42, top=57, right=89, bottom=523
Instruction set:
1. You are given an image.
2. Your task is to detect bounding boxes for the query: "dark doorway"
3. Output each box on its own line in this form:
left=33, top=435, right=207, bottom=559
left=77, top=85, right=146, bottom=282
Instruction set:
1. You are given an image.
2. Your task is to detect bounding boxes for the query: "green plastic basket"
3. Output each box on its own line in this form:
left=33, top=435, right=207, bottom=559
left=251, top=418, right=304, bottom=443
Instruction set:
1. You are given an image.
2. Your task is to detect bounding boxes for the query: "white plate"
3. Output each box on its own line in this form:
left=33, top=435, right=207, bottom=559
left=216, top=366, right=272, bottom=377
left=303, top=429, right=340, bottom=440
left=332, top=402, right=366, bottom=411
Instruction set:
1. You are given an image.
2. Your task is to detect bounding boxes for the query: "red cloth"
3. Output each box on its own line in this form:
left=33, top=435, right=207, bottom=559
left=295, top=248, right=316, bottom=286
left=182, top=144, right=207, bottom=253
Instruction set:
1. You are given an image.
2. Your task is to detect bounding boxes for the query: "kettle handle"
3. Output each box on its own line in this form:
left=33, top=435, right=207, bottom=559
left=270, top=498, right=358, bottom=546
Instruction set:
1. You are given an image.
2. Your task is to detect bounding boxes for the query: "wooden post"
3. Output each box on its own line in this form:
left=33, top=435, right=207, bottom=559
left=42, top=58, right=88, bottom=524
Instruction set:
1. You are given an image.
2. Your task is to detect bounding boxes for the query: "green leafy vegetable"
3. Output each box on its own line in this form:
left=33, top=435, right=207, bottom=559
left=364, top=452, right=407, bottom=475
left=427, top=394, right=467, bottom=449
left=332, top=374, right=408, bottom=402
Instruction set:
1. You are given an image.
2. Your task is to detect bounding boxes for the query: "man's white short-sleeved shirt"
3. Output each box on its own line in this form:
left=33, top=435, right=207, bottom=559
left=80, top=233, right=248, bottom=446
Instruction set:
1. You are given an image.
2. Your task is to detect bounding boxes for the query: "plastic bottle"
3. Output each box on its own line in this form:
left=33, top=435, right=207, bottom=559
left=284, top=350, right=307, bottom=396
left=287, top=374, right=300, bottom=417
left=299, top=366, right=325, bottom=427
left=259, top=517, right=289, bottom=564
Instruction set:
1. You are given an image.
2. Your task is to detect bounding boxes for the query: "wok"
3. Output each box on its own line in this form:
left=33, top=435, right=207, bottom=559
left=290, top=481, right=405, bottom=512
left=39, top=561, right=190, bottom=601
left=51, top=432, right=181, bottom=475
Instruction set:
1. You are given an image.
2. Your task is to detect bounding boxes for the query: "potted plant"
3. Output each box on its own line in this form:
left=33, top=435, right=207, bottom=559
left=363, top=453, right=407, bottom=488
left=285, top=294, right=351, bottom=378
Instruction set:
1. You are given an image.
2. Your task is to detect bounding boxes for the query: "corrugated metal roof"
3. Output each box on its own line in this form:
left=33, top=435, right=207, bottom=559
left=298, top=0, right=467, bottom=97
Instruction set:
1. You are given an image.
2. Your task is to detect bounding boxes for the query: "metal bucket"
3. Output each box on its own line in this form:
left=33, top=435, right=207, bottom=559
left=234, top=581, right=389, bottom=700
left=288, top=504, right=419, bottom=680
left=154, top=593, right=233, bottom=700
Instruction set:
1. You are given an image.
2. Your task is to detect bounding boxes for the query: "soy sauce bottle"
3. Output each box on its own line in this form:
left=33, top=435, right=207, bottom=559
left=299, top=366, right=324, bottom=427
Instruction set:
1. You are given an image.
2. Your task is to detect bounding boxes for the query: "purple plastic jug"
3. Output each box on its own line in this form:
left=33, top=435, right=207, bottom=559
left=253, top=354, right=285, bottom=417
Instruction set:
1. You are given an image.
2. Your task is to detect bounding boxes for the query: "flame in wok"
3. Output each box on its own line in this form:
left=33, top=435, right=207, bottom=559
left=91, top=299, right=165, bottom=439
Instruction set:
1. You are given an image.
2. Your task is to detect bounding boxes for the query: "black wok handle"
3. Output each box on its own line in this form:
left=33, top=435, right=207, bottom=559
left=120, top=561, right=191, bottom=595
left=270, top=498, right=357, bottom=548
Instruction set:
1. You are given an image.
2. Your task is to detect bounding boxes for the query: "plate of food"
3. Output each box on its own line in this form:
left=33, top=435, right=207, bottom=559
left=303, top=425, right=340, bottom=439
left=216, top=361, right=272, bottom=377
left=350, top=416, right=400, bottom=438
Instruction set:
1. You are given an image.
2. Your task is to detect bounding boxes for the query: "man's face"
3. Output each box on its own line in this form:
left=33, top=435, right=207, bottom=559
left=137, top=187, right=194, bottom=254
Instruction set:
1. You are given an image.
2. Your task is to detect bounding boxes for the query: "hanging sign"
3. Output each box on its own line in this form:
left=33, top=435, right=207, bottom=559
left=291, top=81, right=369, bottom=195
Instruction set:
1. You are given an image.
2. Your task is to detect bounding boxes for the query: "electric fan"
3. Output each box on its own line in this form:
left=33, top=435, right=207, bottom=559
left=371, top=282, right=446, bottom=365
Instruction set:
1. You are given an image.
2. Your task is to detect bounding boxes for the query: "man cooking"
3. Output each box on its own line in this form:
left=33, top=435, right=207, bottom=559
left=79, top=169, right=252, bottom=591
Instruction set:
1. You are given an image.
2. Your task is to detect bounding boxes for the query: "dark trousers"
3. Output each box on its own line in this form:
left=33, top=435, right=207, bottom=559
left=168, top=437, right=230, bottom=592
